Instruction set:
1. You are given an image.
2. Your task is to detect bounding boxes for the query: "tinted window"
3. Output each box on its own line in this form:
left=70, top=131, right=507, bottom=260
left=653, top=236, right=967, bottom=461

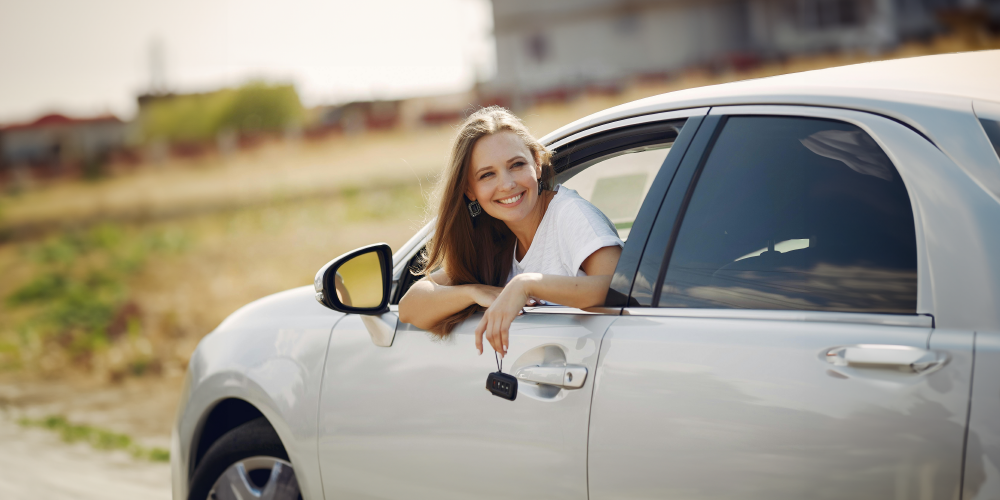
left=659, top=116, right=917, bottom=313
left=981, top=118, right=1000, bottom=160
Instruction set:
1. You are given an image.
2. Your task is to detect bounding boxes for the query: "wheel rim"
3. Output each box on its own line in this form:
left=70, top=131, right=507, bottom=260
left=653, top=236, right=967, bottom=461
left=208, top=456, right=300, bottom=500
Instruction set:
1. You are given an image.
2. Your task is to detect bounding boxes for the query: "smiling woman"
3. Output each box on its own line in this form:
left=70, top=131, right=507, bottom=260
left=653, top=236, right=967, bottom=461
left=397, top=107, right=623, bottom=356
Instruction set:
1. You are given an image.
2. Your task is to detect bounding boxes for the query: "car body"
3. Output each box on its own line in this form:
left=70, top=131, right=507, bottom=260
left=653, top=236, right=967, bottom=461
left=172, top=51, right=1000, bottom=500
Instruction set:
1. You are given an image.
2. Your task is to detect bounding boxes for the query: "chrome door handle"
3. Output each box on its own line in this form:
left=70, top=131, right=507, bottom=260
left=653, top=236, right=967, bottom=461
left=825, top=344, right=946, bottom=373
left=513, top=365, right=588, bottom=389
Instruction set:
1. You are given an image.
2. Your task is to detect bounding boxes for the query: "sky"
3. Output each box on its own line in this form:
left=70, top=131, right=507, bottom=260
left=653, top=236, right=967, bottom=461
left=0, top=0, right=495, bottom=124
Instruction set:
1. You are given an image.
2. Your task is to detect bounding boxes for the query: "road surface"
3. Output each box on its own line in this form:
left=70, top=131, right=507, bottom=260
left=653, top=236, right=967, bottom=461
left=0, top=415, right=172, bottom=499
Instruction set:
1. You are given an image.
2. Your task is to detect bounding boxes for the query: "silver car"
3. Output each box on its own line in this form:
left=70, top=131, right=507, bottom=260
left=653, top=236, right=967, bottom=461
left=172, top=51, right=1000, bottom=500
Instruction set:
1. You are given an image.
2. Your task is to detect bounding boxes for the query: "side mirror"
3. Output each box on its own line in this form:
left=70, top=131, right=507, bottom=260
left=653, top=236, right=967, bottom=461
left=315, top=243, right=392, bottom=314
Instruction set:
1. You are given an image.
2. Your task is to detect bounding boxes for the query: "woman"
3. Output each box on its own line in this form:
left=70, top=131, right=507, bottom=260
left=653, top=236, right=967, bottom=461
left=398, top=107, right=622, bottom=358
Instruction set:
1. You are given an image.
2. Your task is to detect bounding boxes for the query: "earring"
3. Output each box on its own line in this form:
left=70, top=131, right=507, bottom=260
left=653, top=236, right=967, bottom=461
left=468, top=199, right=482, bottom=218
left=537, top=179, right=547, bottom=195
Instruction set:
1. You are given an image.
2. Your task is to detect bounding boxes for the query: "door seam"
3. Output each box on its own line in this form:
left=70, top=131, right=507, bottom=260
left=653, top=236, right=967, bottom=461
left=958, top=330, right=977, bottom=500
left=314, top=313, right=349, bottom=500
left=585, top=316, right=619, bottom=500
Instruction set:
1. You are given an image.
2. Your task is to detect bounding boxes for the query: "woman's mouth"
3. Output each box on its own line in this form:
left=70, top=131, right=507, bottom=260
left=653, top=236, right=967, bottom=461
left=496, top=192, right=524, bottom=207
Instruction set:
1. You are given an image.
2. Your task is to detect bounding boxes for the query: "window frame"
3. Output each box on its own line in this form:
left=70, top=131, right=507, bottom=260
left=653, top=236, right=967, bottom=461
left=627, top=105, right=933, bottom=325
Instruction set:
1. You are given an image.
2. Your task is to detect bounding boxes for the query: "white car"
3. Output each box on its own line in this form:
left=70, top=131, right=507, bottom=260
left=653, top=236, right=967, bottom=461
left=172, top=51, right=1000, bottom=500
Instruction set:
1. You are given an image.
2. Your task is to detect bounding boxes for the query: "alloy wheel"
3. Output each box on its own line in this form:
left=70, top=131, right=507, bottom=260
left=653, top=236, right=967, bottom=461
left=208, top=456, right=299, bottom=500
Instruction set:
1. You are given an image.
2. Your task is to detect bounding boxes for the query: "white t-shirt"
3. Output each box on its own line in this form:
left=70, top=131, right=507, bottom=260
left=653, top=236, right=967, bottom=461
left=508, top=185, right=623, bottom=282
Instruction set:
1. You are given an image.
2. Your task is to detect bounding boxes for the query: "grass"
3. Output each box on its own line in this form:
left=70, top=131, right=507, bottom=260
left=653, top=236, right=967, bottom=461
left=18, top=414, right=170, bottom=462
left=0, top=179, right=430, bottom=379
left=1, top=223, right=189, bottom=372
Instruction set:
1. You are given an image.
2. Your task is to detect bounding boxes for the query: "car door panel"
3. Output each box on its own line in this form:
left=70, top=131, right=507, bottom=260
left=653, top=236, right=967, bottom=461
left=317, top=311, right=614, bottom=499
left=589, top=314, right=971, bottom=499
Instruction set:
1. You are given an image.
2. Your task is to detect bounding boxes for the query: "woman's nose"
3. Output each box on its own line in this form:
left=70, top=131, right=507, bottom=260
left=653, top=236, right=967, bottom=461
left=498, top=171, right=517, bottom=191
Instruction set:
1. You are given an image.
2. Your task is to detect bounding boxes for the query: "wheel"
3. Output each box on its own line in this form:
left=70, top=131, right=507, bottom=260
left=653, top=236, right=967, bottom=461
left=188, top=417, right=302, bottom=500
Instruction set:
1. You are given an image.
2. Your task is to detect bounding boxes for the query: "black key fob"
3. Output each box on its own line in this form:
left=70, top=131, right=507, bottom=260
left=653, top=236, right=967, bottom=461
left=486, top=371, right=517, bottom=401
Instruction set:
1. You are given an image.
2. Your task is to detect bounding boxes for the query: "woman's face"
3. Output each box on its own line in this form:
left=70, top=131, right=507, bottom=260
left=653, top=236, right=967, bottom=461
left=466, top=131, right=542, bottom=224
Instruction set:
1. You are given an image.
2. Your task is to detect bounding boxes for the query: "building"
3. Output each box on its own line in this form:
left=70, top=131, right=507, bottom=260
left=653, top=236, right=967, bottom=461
left=0, top=113, right=128, bottom=173
left=489, top=0, right=1000, bottom=103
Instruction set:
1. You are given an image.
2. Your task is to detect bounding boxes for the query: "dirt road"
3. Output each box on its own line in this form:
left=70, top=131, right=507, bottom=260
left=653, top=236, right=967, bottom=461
left=0, top=375, right=182, bottom=500
left=0, top=415, right=171, bottom=499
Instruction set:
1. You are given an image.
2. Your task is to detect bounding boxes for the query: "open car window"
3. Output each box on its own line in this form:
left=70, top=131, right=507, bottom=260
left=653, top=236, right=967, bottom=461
left=392, top=118, right=690, bottom=303
left=558, top=144, right=671, bottom=241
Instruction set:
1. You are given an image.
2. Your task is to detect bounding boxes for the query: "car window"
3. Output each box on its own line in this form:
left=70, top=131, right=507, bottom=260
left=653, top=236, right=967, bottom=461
left=560, top=145, right=670, bottom=241
left=981, top=117, right=1000, bottom=160
left=657, top=116, right=918, bottom=313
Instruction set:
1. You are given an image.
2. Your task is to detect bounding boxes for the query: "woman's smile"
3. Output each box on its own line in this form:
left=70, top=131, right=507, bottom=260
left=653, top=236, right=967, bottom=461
left=495, top=191, right=525, bottom=207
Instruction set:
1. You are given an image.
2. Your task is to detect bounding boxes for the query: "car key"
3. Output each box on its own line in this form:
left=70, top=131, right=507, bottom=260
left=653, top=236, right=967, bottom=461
left=486, top=351, right=517, bottom=401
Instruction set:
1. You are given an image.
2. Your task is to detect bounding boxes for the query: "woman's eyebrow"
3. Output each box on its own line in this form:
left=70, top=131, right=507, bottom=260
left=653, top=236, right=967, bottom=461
left=474, top=165, right=494, bottom=176
left=506, top=155, right=527, bottom=164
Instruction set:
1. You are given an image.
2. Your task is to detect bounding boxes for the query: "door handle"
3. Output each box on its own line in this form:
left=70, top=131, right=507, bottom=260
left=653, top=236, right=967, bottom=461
left=513, top=365, right=588, bottom=389
left=825, top=344, right=946, bottom=373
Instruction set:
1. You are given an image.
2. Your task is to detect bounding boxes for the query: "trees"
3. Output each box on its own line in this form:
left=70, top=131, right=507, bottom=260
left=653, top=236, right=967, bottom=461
left=139, top=82, right=303, bottom=146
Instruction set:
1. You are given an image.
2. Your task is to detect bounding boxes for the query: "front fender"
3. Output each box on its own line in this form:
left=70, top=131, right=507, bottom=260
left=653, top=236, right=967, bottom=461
left=172, top=286, right=344, bottom=500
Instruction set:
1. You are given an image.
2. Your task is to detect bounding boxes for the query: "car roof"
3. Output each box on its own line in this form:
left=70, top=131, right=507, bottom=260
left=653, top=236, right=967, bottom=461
left=541, top=50, right=1000, bottom=146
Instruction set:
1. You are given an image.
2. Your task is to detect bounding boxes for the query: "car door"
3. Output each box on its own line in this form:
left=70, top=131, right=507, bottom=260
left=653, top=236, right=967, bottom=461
left=588, top=107, right=975, bottom=500
left=315, top=109, right=708, bottom=499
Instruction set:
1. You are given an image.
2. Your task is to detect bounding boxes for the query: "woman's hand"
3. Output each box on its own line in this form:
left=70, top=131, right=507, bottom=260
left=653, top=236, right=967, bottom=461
left=475, top=274, right=540, bottom=357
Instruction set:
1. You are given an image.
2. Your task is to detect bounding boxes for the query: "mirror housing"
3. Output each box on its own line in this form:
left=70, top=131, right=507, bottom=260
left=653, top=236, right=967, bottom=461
left=314, top=243, right=393, bottom=315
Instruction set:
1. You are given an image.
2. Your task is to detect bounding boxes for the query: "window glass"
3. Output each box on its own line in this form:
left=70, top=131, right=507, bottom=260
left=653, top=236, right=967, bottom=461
left=561, top=144, right=670, bottom=240
left=659, top=116, right=917, bottom=313
left=980, top=118, right=1000, bottom=160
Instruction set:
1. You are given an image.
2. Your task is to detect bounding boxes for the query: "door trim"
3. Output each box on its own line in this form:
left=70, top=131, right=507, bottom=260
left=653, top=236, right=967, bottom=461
left=549, top=108, right=710, bottom=150
left=623, top=307, right=933, bottom=328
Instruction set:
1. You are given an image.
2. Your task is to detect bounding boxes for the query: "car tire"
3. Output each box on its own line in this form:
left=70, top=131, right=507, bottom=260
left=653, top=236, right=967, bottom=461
left=188, top=417, right=302, bottom=500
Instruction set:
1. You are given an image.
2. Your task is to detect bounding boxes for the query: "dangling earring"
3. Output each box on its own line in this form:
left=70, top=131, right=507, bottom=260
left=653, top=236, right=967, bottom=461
left=537, top=179, right=547, bottom=195
left=468, top=199, right=482, bottom=218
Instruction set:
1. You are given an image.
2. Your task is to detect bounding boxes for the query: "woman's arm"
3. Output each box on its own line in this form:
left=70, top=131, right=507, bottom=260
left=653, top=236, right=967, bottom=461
left=475, top=245, right=621, bottom=356
left=398, top=269, right=504, bottom=331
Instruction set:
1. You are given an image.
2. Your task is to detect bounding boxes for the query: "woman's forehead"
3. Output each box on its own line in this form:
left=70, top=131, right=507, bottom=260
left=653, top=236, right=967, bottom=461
left=471, top=132, right=530, bottom=167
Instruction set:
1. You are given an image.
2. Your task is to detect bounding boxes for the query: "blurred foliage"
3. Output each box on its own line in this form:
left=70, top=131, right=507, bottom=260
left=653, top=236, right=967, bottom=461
left=4, top=224, right=189, bottom=365
left=19, top=415, right=170, bottom=462
left=140, top=81, right=304, bottom=144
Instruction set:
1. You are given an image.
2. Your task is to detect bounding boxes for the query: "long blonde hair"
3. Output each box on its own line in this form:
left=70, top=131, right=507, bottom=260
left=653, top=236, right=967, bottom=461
left=420, top=106, right=554, bottom=334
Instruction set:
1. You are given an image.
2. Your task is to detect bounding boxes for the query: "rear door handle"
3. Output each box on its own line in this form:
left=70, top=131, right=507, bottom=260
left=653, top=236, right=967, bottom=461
left=825, top=344, right=946, bottom=373
left=513, top=365, right=588, bottom=389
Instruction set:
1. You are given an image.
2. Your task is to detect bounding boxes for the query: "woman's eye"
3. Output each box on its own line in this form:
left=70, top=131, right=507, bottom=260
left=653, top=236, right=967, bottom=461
left=479, top=172, right=493, bottom=180
left=511, top=161, right=525, bottom=169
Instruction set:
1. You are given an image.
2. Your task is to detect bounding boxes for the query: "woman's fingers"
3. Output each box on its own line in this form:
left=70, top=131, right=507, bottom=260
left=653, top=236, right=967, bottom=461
left=475, top=316, right=487, bottom=355
left=488, top=320, right=503, bottom=357
left=500, top=315, right=512, bottom=355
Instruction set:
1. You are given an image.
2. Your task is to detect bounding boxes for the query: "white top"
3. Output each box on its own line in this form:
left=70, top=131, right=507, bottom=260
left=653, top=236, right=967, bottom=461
left=508, top=185, right=624, bottom=283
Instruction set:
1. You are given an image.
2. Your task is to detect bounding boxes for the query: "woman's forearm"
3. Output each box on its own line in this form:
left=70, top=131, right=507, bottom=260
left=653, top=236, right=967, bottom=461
left=398, top=279, right=479, bottom=330
left=515, top=273, right=612, bottom=310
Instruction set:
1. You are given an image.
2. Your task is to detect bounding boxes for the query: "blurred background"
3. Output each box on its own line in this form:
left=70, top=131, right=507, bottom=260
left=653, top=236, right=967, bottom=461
left=0, top=0, right=998, bottom=497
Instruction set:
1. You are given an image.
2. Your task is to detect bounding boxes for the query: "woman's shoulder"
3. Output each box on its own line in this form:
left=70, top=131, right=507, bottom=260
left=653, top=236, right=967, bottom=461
left=547, top=185, right=620, bottom=239
left=551, top=186, right=614, bottom=223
